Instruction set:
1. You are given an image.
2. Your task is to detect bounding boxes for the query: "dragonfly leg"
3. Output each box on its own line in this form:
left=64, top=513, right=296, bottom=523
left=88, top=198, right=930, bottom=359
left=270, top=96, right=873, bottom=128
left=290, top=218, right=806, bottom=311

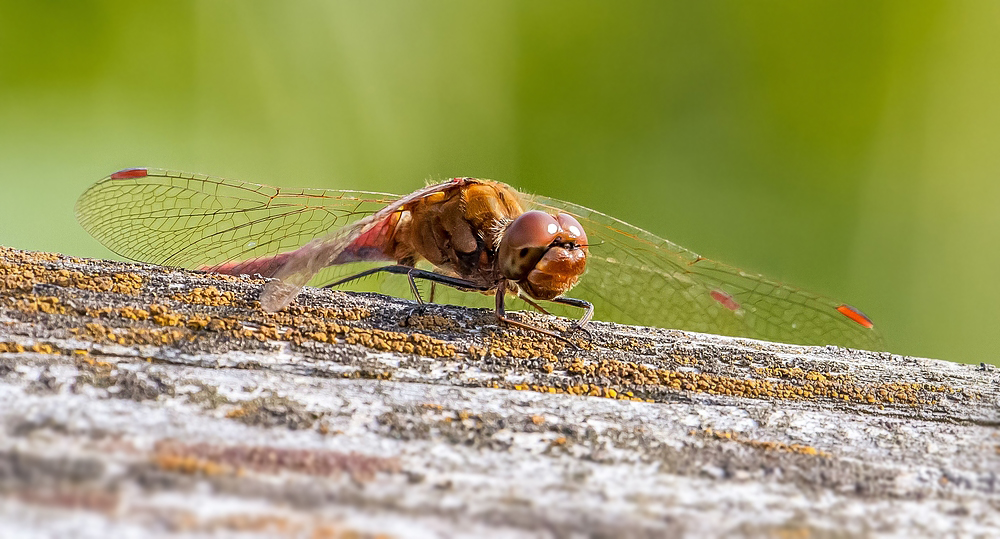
left=551, top=296, right=595, bottom=339
left=518, top=292, right=592, bottom=343
left=406, top=268, right=425, bottom=306
left=494, top=286, right=579, bottom=349
left=326, top=266, right=579, bottom=346
left=518, top=293, right=553, bottom=316
left=390, top=267, right=498, bottom=319
left=323, top=265, right=412, bottom=289
left=325, top=264, right=493, bottom=315
left=325, top=264, right=491, bottom=292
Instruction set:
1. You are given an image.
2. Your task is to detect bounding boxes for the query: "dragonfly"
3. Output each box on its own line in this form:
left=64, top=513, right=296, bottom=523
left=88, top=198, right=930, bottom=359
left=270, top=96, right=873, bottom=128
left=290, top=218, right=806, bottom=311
left=75, top=168, right=884, bottom=351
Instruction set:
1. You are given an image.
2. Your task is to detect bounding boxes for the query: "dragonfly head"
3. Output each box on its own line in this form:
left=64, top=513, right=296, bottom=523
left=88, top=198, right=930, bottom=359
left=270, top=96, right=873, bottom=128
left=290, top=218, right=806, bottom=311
left=498, top=210, right=588, bottom=300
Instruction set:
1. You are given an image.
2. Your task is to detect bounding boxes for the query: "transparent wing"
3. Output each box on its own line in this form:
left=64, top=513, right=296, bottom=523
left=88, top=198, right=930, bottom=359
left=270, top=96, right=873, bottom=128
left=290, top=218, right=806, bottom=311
left=257, top=179, right=467, bottom=310
left=524, top=193, right=884, bottom=351
left=75, top=169, right=476, bottom=310
left=75, top=168, right=400, bottom=286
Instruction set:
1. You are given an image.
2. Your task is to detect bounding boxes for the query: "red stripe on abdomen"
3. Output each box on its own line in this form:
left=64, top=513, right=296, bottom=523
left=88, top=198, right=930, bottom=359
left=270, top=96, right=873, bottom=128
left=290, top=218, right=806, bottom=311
left=331, top=212, right=400, bottom=264
left=202, top=212, right=400, bottom=278
left=202, top=252, right=293, bottom=278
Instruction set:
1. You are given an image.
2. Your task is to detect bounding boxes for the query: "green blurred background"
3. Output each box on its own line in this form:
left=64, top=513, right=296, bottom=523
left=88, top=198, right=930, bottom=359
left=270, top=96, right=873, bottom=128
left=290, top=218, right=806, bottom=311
left=2, top=1, right=998, bottom=364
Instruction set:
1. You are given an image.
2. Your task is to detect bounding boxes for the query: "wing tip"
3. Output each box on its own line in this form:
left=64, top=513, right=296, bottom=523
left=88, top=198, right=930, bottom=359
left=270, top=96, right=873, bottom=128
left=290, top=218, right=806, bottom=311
left=836, top=304, right=875, bottom=329
left=110, top=168, right=149, bottom=180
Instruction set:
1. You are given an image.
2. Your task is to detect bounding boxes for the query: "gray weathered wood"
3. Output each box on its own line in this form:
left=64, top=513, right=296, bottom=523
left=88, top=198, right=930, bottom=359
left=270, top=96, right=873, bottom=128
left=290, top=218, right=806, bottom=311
left=0, top=246, right=997, bottom=538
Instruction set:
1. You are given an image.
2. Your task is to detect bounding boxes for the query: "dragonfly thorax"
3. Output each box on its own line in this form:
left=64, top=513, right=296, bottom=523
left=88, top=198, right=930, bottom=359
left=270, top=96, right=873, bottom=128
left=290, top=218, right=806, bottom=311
left=397, top=179, right=525, bottom=289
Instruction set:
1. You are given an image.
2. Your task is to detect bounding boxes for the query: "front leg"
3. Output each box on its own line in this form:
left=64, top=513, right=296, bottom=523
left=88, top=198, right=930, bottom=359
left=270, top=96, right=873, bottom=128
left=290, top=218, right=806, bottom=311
left=494, top=284, right=580, bottom=348
left=325, top=264, right=494, bottom=316
left=550, top=296, right=594, bottom=338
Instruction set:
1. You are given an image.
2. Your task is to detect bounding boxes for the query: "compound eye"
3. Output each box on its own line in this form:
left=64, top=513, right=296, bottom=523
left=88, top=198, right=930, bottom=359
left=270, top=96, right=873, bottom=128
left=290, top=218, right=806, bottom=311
left=506, top=211, right=560, bottom=250
left=556, top=213, right=587, bottom=246
left=498, top=211, right=561, bottom=281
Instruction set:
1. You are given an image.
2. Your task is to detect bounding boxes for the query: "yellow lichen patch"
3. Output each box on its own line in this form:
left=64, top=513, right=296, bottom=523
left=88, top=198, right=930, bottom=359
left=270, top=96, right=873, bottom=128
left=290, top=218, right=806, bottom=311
left=109, top=273, right=144, bottom=295
left=1, top=249, right=459, bottom=361
left=0, top=340, right=61, bottom=355
left=85, top=306, right=113, bottom=318
left=477, top=332, right=567, bottom=361
left=171, top=286, right=239, bottom=307
left=72, top=322, right=189, bottom=346
left=491, top=380, right=648, bottom=402
left=268, top=304, right=371, bottom=323
left=755, top=367, right=948, bottom=405
left=117, top=306, right=150, bottom=321
left=0, top=341, right=25, bottom=353
left=672, top=354, right=699, bottom=366
left=72, top=271, right=144, bottom=295
left=564, top=358, right=942, bottom=406
left=296, top=320, right=435, bottom=355
left=0, top=256, right=144, bottom=296
left=12, top=295, right=66, bottom=315
left=200, top=271, right=244, bottom=283
left=138, top=301, right=454, bottom=358
left=619, top=338, right=655, bottom=353
left=0, top=247, right=61, bottom=264
left=149, top=304, right=186, bottom=327
left=186, top=314, right=212, bottom=330
left=341, top=326, right=455, bottom=358
left=30, top=342, right=57, bottom=354
left=0, top=259, right=49, bottom=291
left=695, top=428, right=831, bottom=458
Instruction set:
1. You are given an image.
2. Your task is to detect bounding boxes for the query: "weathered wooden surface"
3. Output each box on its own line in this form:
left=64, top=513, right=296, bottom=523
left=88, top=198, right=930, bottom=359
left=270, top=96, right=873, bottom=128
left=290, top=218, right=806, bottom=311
left=0, top=246, right=997, bottom=538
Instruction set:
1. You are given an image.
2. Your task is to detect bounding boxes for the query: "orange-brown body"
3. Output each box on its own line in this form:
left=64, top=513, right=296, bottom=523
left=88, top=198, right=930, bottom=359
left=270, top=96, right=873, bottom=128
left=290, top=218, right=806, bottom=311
left=381, top=179, right=587, bottom=301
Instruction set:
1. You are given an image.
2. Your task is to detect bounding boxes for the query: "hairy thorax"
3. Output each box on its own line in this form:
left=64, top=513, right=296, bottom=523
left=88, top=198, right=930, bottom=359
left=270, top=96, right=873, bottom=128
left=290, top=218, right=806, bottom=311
left=389, top=180, right=524, bottom=288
